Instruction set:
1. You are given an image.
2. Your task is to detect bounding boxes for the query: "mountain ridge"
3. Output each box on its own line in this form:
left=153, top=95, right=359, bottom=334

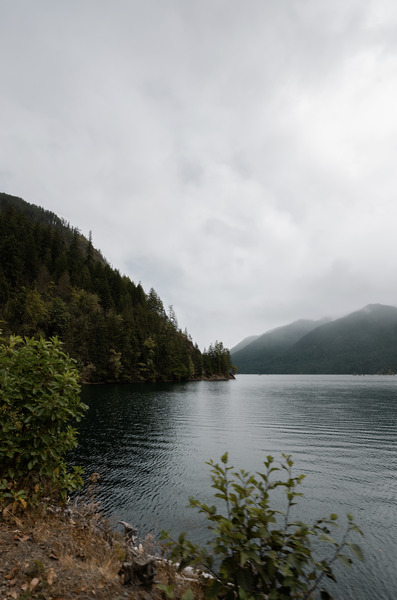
left=231, top=304, right=397, bottom=374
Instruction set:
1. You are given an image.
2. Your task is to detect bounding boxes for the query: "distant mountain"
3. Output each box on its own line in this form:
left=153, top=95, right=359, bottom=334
left=230, top=335, right=260, bottom=354
left=231, top=319, right=326, bottom=373
left=231, top=304, right=397, bottom=374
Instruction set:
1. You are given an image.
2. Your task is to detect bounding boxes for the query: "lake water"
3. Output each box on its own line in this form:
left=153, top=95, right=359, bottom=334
left=72, top=375, right=397, bottom=600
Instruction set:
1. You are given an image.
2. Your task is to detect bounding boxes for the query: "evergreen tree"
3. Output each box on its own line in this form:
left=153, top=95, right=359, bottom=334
left=0, top=193, right=233, bottom=383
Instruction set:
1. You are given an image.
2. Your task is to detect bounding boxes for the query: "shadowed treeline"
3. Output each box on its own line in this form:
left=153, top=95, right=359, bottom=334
left=0, top=192, right=233, bottom=383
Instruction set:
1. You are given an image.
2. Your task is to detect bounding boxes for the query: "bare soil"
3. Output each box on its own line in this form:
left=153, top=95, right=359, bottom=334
left=0, top=505, right=203, bottom=600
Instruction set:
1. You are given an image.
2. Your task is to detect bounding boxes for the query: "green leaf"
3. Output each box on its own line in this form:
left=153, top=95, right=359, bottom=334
left=221, top=452, right=228, bottom=464
left=214, top=493, right=227, bottom=500
left=319, top=533, right=338, bottom=545
left=337, top=554, right=353, bottom=568
left=348, top=543, right=365, bottom=562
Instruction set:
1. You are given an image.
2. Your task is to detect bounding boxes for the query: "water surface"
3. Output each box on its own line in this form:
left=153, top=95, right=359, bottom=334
left=72, top=375, right=397, bottom=600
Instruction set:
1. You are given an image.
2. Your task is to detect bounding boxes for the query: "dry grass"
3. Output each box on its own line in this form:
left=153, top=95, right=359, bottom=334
left=0, top=502, right=207, bottom=600
left=0, top=506, right=127, bottom=600
left=155, top=560, right=206, bottom=600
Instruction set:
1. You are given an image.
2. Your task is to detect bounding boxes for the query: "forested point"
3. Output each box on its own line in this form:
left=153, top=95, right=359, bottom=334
left=0, top=192, right=234, bottom=383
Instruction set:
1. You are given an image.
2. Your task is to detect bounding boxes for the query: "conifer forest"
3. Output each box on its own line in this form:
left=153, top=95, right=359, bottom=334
left=0, top=193, right=233, bottom=383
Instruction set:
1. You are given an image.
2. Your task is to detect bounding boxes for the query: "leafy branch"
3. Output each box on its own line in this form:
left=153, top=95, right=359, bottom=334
left=161, top=453, right=364, bottom=600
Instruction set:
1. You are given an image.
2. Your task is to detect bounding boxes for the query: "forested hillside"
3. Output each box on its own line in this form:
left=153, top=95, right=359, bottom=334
left=0, top=192, right=233, bottom=383
left=231, top=319, right=325, bottom=373
left=231, top=305, right=397, bottom=374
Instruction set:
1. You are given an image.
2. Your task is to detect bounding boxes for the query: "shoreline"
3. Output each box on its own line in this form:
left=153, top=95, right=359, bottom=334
left=82, top=372, right=236, bottom=385
left=0, top=500, right=204, bottom=600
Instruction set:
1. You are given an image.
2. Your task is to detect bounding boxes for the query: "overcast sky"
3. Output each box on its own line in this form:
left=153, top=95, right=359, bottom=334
left=1, top=0, right=397, bottom=350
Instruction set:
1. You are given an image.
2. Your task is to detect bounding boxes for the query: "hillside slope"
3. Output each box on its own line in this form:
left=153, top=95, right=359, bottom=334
left=231, top=319, right=326, bottom=373
left=269, top=304, right=397, bottom=374
left=0, top=192, right=232, bottom=382
left=232, top=305, right=397, bottom=374
left=230, top=335, right=260, bottom=354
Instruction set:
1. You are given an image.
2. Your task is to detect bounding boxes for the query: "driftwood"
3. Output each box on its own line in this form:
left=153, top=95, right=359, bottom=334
left=117, top=520, right=156, bottom=588
left=119, top=554, right=156, bottom=586
left=117, top=520, right=138, bottom=544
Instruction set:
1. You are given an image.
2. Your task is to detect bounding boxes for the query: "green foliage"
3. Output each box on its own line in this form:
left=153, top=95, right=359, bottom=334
left=0, top=334, right=88, bottom=506
left=203, top=341, right=233, bottom=378
left=0, top=194, right=230, bottom=383
left=161, top=453, right=364, bottom=600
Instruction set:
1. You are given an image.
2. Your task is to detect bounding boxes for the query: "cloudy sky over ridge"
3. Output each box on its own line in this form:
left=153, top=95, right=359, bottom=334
left=1, top=0, right=397, bottom=350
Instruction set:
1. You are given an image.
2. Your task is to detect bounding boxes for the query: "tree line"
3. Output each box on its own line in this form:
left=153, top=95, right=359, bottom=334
left=0, top=193, right=234, bottom=383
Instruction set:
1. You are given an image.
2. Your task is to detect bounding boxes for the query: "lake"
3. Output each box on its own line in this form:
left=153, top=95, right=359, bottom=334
left=71, top=374, right=397, bottom=600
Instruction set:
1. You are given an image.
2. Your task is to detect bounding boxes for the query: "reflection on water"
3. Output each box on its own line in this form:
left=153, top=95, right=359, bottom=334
left=71, top=375, right=397, bottom=600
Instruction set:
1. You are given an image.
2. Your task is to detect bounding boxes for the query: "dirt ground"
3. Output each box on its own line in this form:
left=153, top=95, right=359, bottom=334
left=0, top=504, right=203, bottom=600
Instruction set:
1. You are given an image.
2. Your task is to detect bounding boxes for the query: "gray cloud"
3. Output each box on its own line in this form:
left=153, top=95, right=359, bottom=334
left=1, top=0, right=397, bottom=349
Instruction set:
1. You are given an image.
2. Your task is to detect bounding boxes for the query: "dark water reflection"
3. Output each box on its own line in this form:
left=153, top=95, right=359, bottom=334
left=71, top=375, right=397, bottom=600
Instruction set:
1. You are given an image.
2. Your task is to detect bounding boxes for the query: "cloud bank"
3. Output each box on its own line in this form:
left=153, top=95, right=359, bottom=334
left=1, top=0, right=397, bottom=349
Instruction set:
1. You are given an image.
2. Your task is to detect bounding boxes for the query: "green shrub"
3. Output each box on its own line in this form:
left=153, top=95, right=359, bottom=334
left=161, top=453, right=364, bottom=600
left=0, top=334, right=87, bottom=507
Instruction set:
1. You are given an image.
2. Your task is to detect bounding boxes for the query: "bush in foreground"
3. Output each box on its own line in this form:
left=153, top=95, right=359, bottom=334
left=161, top=453, right=364, bottom=600
left=0, top=334, right=87, bottom=508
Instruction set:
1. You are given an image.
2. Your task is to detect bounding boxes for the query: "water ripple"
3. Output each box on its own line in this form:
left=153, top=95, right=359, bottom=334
left=71, top=375, right=397, bottom=600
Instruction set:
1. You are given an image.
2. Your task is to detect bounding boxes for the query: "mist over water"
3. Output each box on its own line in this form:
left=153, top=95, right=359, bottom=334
left=72, top=375, right=397, bottom=600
